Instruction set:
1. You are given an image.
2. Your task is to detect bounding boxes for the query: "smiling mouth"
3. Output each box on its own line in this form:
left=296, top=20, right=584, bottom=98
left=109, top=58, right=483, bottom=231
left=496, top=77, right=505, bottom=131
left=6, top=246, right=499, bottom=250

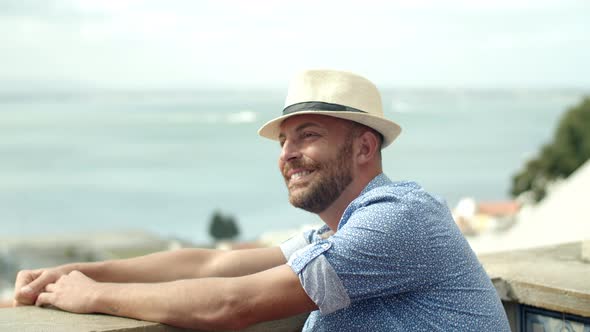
left=291, top=170, right=312, bottom=180
left=286, top=169, right=315, bottom=185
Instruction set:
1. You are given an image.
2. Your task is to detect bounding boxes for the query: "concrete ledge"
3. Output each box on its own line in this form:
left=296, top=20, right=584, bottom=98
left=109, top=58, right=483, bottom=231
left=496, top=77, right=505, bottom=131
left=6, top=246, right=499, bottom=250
left=582, top=239, right=590, bottom=262
left=480, top=241, right=590, bottom=317
left=0, top=307, right=308, bottom=332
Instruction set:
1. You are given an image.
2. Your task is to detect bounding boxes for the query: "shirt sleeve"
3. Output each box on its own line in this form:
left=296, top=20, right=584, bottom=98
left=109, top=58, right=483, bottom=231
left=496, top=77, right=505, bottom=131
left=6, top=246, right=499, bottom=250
left=279, top=225, right=334, bottom=260
left=279, top=232, right=310, bottom=260
left=321, top=200, right=431, bottom=299
left=287, top=240, right=351, bottom=315
left=286, top=191, right=457, bottom=314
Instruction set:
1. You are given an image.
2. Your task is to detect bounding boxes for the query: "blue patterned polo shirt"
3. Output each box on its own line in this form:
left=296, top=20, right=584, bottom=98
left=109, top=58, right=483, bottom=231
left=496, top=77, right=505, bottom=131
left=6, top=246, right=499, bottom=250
left=281, top=174, right=510, bottom=331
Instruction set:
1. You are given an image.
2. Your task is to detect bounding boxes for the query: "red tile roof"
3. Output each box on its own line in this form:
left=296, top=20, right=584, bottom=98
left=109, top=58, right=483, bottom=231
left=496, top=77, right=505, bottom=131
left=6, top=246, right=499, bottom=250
left=477, top=201, right=520, bottom=216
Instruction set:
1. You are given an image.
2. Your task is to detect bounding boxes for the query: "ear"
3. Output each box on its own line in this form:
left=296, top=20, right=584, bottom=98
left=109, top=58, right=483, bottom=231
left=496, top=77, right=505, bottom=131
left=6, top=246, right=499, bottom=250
left=355, top=130, right=379, bottom=165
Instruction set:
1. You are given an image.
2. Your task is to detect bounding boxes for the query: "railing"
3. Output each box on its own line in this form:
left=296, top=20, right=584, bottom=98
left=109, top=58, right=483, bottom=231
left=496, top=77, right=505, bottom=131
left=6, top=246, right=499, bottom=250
left=479, top=241, right=590, bottom=331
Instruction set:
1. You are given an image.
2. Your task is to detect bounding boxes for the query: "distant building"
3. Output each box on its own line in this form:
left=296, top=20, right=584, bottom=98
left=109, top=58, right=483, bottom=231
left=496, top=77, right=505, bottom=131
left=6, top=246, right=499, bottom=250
left=452, top=198, right=520, bottom=236
left=469, top=160, right=590, bottom=254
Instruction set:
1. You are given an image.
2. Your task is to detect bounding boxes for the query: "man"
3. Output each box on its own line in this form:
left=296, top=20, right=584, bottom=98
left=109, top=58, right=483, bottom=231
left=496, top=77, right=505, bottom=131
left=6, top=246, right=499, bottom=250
left=14, top=69, right=510, bottom=331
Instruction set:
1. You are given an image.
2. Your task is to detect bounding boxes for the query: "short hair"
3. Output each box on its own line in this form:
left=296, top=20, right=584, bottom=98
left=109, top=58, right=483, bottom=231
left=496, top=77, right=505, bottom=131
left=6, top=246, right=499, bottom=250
left=348, top=122, right=384, bottom=151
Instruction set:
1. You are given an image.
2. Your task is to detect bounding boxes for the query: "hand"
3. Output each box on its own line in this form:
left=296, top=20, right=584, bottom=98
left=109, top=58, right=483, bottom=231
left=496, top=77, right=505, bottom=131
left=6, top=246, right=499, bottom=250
left=35, top=270, right=99, bottom=314
left=13, top=267, right=68, bottom=307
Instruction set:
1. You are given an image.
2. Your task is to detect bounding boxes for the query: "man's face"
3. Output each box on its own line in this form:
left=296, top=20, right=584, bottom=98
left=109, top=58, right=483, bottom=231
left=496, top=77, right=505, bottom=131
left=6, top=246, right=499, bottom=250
left=278, top=115, right=355, bottom=213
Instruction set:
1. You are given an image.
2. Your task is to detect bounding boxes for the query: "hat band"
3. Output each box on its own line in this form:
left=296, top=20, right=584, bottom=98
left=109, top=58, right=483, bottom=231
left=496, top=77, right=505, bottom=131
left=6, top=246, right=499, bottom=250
left=283, top=101, right=367, bottom=115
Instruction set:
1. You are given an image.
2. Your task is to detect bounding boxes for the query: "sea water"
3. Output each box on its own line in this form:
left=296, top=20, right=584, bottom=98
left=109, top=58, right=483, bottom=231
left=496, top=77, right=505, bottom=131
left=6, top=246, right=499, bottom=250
left=0, top=89, right=586, bottom=244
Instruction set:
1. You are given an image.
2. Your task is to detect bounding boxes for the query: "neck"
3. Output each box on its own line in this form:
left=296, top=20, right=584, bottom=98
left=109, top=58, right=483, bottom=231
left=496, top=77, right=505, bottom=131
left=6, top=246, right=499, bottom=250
left=318, top=170, right=381, bottom=232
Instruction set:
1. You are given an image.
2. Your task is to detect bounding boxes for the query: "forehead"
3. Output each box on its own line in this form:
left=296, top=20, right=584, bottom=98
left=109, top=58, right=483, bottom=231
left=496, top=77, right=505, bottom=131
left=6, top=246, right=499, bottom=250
left=279, top=114, right=351, bottom=134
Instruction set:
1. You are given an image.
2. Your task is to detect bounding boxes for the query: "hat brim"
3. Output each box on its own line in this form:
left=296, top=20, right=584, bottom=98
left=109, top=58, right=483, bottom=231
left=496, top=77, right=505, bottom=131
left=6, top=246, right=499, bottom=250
left=257, top=110, right=401, bottom=148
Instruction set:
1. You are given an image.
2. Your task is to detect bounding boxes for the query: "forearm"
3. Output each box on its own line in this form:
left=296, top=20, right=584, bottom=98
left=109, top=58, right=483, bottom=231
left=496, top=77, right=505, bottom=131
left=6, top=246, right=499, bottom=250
left=66, top=249, right=223, bottom=283
left=13, top=254, right=200, bottom=306
left=64, top=247, right=286, bottom=283
left=91, top=279, right=245, bottom=330
left=35, top=265, right=315, bottom=330
left=15, top=246, right=287, bottom=307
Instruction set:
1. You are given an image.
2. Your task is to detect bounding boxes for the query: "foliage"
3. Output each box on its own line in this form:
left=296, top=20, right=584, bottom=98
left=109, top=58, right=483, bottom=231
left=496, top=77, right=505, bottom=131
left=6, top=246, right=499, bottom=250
left=209, top=210, right=240, bottom=241
left=511, top=96, right=590, bottom=202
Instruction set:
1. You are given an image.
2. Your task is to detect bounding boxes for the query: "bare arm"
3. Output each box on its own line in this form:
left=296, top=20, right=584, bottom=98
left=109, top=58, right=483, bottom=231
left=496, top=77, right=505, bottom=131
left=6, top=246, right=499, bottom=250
left=35, top=265, right=317, bottom=331
left=85, top=246, right=287, bottom=281
left=14, top=246, right=286, bottom=306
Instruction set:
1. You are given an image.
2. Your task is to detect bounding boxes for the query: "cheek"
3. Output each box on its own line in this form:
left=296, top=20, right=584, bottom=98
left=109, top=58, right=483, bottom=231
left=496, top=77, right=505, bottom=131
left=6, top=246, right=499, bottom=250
left=278, top=158, right=285, bottom=172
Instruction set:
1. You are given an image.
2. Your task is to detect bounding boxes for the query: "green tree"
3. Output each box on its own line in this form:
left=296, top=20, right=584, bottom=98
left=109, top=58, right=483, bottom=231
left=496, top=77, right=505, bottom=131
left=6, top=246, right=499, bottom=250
left=209, top=210, right=240, bottom=241
left=511, top=96, right=590, bottom=202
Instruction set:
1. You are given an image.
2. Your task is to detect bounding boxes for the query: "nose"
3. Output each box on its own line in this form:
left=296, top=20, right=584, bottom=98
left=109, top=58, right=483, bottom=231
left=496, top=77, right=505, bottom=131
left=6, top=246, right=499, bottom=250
left=279, top=139, right=301, bottom=163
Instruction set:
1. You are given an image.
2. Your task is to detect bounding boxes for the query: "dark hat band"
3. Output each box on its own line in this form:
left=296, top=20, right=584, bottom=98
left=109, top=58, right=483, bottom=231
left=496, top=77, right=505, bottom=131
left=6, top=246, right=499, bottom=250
left=283, top=101, right=367, bottom=115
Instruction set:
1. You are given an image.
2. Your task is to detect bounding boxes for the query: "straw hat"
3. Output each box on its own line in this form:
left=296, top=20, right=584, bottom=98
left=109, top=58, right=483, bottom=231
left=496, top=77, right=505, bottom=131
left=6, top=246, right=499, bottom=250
left=258, top=69, right=402, bottom=147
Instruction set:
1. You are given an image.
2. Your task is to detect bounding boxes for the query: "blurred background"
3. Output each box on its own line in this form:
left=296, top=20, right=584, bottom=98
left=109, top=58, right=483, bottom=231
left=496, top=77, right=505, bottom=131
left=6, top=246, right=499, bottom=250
left=1, top=0, right=589, bottom=302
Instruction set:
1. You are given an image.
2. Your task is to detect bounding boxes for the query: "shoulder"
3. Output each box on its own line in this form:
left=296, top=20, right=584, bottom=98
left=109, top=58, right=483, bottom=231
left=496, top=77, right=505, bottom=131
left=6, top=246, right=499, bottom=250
left=336, top=179, right=457, bottom=249
left=353, top=180, right=448, bottom=220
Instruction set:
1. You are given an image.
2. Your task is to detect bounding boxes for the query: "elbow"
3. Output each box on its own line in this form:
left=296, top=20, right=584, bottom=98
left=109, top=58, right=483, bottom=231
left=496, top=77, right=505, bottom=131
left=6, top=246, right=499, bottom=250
left=172, top=292, right=256, bottom=331
left=206, top=293, right=256, bottom=331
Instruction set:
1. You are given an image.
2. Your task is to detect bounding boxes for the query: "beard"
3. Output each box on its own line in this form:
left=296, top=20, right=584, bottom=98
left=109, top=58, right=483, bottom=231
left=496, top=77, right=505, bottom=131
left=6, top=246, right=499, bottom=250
left=285, top=140, right=354, bottom=214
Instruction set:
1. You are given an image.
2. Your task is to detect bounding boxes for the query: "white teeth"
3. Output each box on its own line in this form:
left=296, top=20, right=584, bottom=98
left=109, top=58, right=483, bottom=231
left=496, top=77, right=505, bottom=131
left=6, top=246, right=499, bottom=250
left=291, top=170, right=311, bottom=180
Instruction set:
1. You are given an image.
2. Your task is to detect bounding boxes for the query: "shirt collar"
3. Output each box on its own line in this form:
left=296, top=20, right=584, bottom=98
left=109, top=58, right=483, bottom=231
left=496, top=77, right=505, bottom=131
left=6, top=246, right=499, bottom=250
left=359, top=173, right=392, bottom=196
left=336, top=173, right=391, bottom=231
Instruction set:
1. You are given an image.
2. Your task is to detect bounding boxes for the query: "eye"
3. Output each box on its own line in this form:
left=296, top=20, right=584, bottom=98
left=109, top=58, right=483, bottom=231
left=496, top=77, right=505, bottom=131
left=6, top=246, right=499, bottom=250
left=302, top=131, right=319, bottom=139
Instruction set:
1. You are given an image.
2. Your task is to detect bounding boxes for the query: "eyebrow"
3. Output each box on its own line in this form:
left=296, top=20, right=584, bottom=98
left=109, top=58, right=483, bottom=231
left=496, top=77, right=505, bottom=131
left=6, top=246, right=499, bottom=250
left=278, top=122, right=324, bottom=140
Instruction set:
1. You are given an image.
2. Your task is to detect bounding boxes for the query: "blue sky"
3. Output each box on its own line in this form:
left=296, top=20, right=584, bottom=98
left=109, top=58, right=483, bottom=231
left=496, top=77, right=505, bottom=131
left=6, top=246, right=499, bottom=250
left=1, top=0, right=589, bottom=89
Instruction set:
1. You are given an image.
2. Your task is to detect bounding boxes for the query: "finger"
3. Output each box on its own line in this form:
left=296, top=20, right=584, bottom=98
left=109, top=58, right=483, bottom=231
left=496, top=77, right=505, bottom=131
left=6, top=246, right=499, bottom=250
left=18, top=270, right=61, bottom=305
left=26, top=270, right=61, bottom=295
left=45, top=283, right=56, bottom=293
left=13, top=270, right=43, bottom=306
left=35, top=292, right=55, bottom=308
left=14, top=270, right=40, bottom=291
